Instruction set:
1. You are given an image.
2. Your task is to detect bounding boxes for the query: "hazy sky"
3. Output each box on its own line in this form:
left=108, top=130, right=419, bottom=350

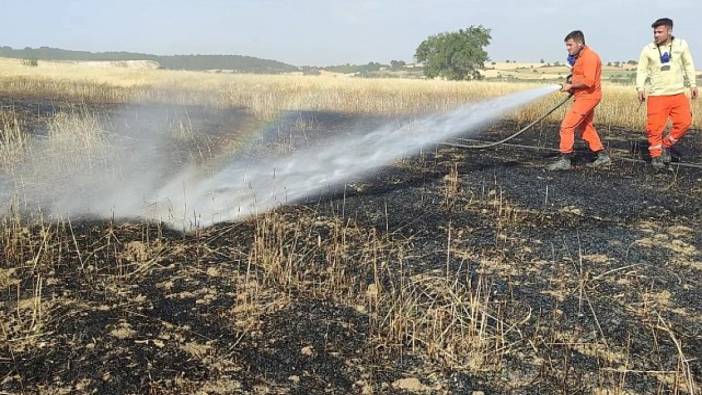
left=2, top=0, right=700, bottom=66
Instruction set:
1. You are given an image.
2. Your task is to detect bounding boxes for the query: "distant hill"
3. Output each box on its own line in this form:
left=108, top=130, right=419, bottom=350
left=306, top=61, right=424, bottom=79
left=0, top=46, right=299, bottom=73
left=319, top=62, right=387, bottom=74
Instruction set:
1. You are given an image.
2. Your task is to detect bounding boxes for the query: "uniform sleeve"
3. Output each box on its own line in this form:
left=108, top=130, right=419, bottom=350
left=574, top=52, right=598, bottom=88
left=681, top=41, right=697, bottom=87
left=635, top=47, right=649, bottom=92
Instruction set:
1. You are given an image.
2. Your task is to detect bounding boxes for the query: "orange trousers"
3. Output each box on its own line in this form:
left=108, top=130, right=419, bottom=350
left=560, top=98, right=604, bottom=154
left=646, top=94, right=693, bottom=158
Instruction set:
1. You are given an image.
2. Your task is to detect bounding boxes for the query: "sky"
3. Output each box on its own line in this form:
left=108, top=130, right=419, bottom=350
left=1, top=0, right=701, bottom=66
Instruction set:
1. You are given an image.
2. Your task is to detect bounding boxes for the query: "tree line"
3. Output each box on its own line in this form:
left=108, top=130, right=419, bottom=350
left=0, top=46, right=298, bottom=73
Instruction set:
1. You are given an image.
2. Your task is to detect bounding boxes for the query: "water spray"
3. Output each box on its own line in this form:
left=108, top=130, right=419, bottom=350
left=153, top=85, right=562, bottom=229
left=0, top=84, right=570, bottom=229
left=441, top=92, right=573, bottom=149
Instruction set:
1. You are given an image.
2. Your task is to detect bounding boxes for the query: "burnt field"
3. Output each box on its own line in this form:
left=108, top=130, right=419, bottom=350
left=1, top=95, right=701, bottom=394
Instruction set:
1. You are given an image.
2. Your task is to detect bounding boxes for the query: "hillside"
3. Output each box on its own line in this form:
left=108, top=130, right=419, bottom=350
left=0, top=46, right=299, bottom=73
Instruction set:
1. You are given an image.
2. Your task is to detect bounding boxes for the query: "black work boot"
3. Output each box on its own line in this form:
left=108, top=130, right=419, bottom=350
left=651, top=156, right=666, bottom=170
left=546, top=155, right=573, bottom=171
left=586, top=151, right=612, bottom=168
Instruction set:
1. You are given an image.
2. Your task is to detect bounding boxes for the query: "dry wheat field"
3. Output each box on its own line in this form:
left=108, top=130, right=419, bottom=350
left=1, top=58, right=701, bottom=394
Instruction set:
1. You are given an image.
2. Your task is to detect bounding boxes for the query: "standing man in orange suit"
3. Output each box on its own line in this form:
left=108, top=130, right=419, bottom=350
left=548, top=30, right=611, bottom=171
left=636, top=18, right=697, bottom=170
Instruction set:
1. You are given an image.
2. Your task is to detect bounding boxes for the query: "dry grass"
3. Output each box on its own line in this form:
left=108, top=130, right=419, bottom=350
left=0, top=110, right=27, bottom=170
left=2, top=57, right=698, bottom=129
left=44, top=110, right=112, bottom=172
left=1, top=58, right=701, bottom=393
left=1, top=163, right=700, bottom=392
left=0, top=108, right=117, bottom=215
left=371, top=269, right=519, bottom=372
left=243, top=210, right=522, bottom=374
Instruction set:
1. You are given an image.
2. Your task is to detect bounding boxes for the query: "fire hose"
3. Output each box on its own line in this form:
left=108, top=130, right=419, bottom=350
left=439, top=83, right=702, bottom=169
left=448, top=90, right=574, bottom=149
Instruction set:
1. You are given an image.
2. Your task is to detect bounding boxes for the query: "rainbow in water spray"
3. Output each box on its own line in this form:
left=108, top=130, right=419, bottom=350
left=153, top=84, right=560, bottom=228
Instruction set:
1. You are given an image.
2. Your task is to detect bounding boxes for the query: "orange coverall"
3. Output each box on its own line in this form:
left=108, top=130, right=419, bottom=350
left=560, top=46, right=605, bottom=154
left=646, top=94, right=692, bottom=157
left=636, top=38, right=696, bottom=158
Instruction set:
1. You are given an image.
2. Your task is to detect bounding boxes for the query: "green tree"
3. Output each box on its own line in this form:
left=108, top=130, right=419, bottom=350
left=390, top=60, right=406, bottom=70
left=415, top=25, right=491, bottom=80
left=21, top=58, right=38, bottom=67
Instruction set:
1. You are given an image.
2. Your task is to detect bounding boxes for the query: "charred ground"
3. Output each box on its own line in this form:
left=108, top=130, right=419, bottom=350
left=1, top=96, right=701, bottom=394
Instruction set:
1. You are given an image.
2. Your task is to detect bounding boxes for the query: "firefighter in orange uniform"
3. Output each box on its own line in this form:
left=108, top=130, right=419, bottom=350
left=636, top=18, right=698, bottom=169
left=548, top=30, right=611, bottom=171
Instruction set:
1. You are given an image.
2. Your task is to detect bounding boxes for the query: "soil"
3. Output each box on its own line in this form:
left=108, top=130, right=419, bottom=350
left=1, top=95, right=701, bottom=394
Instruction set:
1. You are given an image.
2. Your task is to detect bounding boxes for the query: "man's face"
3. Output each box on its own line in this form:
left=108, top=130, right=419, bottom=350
left=565, top=39, right=582, bottom=56
left=653, top=26, right=672, bottom=45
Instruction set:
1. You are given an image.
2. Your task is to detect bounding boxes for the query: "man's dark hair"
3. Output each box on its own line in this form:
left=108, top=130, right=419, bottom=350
left=652, top=18, right=673, bottom=29
left=564, top=30, right=586, bottom=44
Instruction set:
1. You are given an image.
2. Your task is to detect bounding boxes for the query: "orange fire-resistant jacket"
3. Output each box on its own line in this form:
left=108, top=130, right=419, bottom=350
left=570, top=46, right=602, bottom=100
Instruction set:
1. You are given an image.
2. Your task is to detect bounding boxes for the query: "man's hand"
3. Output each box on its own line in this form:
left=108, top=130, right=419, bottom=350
left=561, top=83, right=573, bottom=93
left=691, top=86, right=699, bottom=100
left=638, top=90, right=646, bottom=103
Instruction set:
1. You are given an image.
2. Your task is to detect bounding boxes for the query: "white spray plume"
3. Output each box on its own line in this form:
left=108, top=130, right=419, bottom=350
left=0, top=85, right=558, bottom=229
left=153, top=85, right=560, bottom=229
